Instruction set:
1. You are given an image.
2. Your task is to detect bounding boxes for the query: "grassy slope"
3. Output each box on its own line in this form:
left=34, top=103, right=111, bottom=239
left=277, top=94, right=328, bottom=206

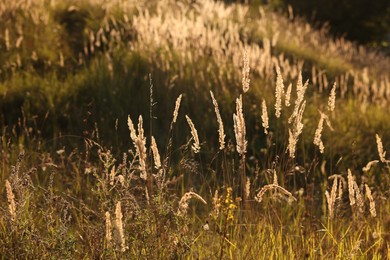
left=0, top=0, right=389, bottom=258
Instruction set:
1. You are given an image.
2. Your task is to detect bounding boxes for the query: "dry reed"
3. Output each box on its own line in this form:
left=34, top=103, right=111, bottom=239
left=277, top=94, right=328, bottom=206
left=365, top=184, right=376, bottom=217
left=114, top=201, right=126, bottom=252
left=285, top=83, right=292, bottom=107
left=261, top=99, right=269, bottom=135
left=376, top=134, right=387, bottom=163
left=275, top=65, right=284, bottom=118
left=172, top=94, right=182, bottom=124
left=242, top=48, right=250, bottom=93
left=151, top=136, right=161, bottom=169
left=210, top=91, right=225, bottom=150
left=314, top=111, right=326, bottom=153
left=105, top=211, right=112, bottom=248
left=5, top=180, right=16, bottom=221
left=185, top=115, right=201, bottom=153
left=177, top=191, right=207, bottom=217
left=233, top=95, right=247, bottom=156
left=328, top=82, right=336, bottom=112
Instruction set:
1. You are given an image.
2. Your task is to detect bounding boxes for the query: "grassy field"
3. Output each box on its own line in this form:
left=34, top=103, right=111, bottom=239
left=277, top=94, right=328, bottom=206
left=0, top=0, right=389, bottom=258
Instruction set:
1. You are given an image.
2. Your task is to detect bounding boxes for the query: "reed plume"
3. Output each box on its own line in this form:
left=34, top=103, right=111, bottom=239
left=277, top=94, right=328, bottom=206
left=285, top=83, right=292, bottom=107
left=185, top=115, right=201, bottom=153
left=328, top=82, right=336, bottom=112
left=137, top=116, right=147, bottom=179
left=177, top=191, right=207, bottom=217
left=347, top=169, right=355, bottom=206
left=105, top=211, right=112, bottom=248
left=5, top=180, right=16, bottom=221
left=289, top=73, right=308, bottom=124
left=275, top=65, right=284, bottom=118
left=376, top=134, right=387, bottom=163
left=114, top=201, right=126, bottom=252
left=128, top=115, right=147, bottom=179
left=365, top=184, right=376, bottom=217
left=261, top=99, right=269, bottom=135
left=325, top=178, right=338, bottom=219
left=362, top=160, right=379, bottom=172
left=314, top=111, right=326, bottom=153
left=151, top=136, right=161, bottom=169
left=242, top=48, right=250, bottom=93
left=172, top=94, right=182, bottom=124
left=287, top=101, right=306, bottom=158
left=255, top=184, right=296, bottom=203
left=210, top=91, right=225, bottom=150
left=233, top=95, right=247, bottom=156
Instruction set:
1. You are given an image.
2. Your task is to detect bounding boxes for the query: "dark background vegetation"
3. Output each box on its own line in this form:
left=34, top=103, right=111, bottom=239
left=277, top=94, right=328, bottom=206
left=226, top=0, right=390, bottom=50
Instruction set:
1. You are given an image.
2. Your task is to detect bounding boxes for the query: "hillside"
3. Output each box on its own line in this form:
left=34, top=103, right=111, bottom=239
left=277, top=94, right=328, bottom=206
left=0, top=0, right=389, bottom=258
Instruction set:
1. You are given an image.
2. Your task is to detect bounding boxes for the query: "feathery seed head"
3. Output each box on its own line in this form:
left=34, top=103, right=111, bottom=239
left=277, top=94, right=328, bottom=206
left=210, top=91, right=225, bottom=150
left=233, top=95, right=247, bottom=156
left=177, top=191, right=207, bottom=217
left=365, top=184, right=376, bottom=217
left=114, top=201, right=127, bottom=252
left=127, top=115, right=137, bottom=143
left=285, top=83, right=292, bottom=107
left=151, top=136, right=161, bottom=169
left=105, top=211, right=112, bottom=248
left=5, top=180, right=16, bottom=221
left=185, top=115, right=201, bottom=153
left=275, top=65, right=284, bottom=118
left=172, top=94, right=182, bottom=124
left=376, top=134, right=387, bottom=163
left=314, top=111, right=326, bottom=153
left=347, top=169, right=355, bottom=206
left=242, top=48, right=250, bottom=93
left=328, top=82, right=337, bottom=112
left=261, top=99, right=269, bottom=135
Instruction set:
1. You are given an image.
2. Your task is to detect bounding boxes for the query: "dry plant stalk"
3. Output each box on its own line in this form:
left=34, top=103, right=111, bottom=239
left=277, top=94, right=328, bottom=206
left=261, top=99, right=269, bottom=135
left=275, top=65, right=284, bottom=118
left=177, top=191, right=207, bottom=217
left=347, top=169, right=364, bottom=213
left=285, top=83, right=292, bottom=107
left=273, top=169, right=278, bottom=186
left=105, top=211, right=112, bottom=248
left=210, top=91, right=225, bottom=150
left=255, top=184, right=296, bottom=203
left=328, top=174, right=346, bottom=200
left=172, top=94, right=182, bottom=124
left=376, top=134, right=387, bottom=163
left=353, top=181, right=364, bottom=213
left=362, top=160, right=379, bottom=172
left=288, top=100, right=306, bottom=158
left=314, top=111, right=326, bottom=153
left=347, top=169, right=356, bottom=206
left=365, top=184, right=376, bottom=217
left=109, top=166, right=116, bottom=186
left=128, top=116, right=137, bottom=142
left=185, top=115, right=201, bottom=153
left=5, top=180, right=16, bottom=221
left=325, top=178, right=338, bottom=219
left=233, top=95, right=247, bottom=156
left=289, top=73, right=308, bottom=124
left=151, top=136, right=161, bottom=169
left=128, top=115, right=148, bottom=179
left=245, top=177, right=251, bottom=200
left=114, top=202, right=126, bottom=252
left=328, top=82, right=337, bottom=112
left=242, top=48, right=250, bottom=93
left=212, top=190, right=220, bottom=218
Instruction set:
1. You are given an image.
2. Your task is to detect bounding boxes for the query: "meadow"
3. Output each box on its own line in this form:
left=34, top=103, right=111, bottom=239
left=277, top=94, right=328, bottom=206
left=0, top=0, right=389, bottom=258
